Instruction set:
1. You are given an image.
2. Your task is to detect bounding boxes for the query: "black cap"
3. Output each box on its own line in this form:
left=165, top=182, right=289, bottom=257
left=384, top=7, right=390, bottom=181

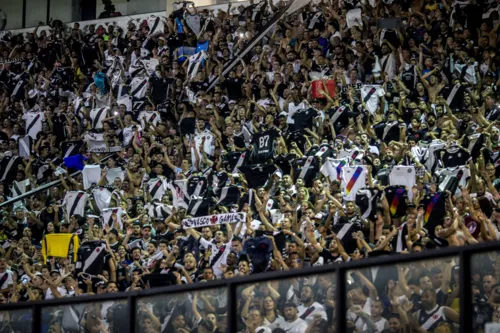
left=283, top=302, right=297, bottom=308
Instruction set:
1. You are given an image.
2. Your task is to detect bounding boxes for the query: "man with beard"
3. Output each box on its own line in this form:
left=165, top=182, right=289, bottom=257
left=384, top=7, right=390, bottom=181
left=381, top=313, right=405, bottom=333
left=279, top=302, right=308, bottom=333
left=413, top=289, right=459, bottom=331
left=296, top=285, right=327, bottom=324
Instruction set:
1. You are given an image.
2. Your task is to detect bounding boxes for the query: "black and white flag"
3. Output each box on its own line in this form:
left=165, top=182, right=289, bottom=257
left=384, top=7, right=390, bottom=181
left=18, top=136, right=32, bottom=158
left=168, top=180, right=190, bottom=209
left=187, top=198, right=211, bottom=217
left=61, top=141, right=84, bottom=158
left=217, top=186, right=241, bottom=206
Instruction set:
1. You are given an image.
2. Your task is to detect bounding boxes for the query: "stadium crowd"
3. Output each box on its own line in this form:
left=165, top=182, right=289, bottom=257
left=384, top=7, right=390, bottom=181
left=0, top=0, right=500, bottom=332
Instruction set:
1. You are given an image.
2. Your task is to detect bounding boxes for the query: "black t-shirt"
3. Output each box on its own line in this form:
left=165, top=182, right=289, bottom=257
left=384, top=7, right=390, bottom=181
left=223, top=77, right=245, bottom=99
left=224, top=151, right=250, bottom=172
left=292, top=108, right=317, bottom=130
left=319, top=248, right=342, bottom=264
left=292, top=156, right=319, bottom=187
left=222, top=134, right=246, bottom=151
left=251, top=129, right=279, bottom=164
left=238, top=164, right=277, bottom=189
left=150, top=76, right=173, bottom=102
left=190, top=80, right=209, bottom=93
left=275, top=153, right=296, bottom=176
left=187, top=176, right=208, bottom=198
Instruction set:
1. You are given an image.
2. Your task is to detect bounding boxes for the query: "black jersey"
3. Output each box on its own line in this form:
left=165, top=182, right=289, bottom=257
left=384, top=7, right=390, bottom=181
left=417, top=306, right=447, bottom=332
left=238, top=164, right=277, bottom=189
left=75, top=241, right=108, bottom=278
left=209, top=171, right=229, bottom=195
left=332, top=219, right=363, bottom=254
left=292, top=108, right=318, bottom=130
left=422, top=192, right=446, bottom=236
left=292, top=156, right=320, bottom=187
left=384, top=185, right=408, bottom=218
left=355, top=188, right=382, bottom=221
left=373, top=121, right=401, bottom=143
left=251, top=129, right=278, bottom=164
left=328, top=105, right=350, bottom=134
left=463, top=133, right=484, bottom=160
left=150, top=76, right=173, bottom=103
left=0, top=156, right=22, bottom=184
left=307, top=144, right=335, bottom=163
left=401, top=64, right=417, bottom=90
left=437, top=146, right=470, bottom=168
left=224, top=151, right=249, bottom=173
left=187, top=176, right=208, bottom=199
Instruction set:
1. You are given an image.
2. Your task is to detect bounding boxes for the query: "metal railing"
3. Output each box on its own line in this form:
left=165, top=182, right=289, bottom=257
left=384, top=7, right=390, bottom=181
left=0, top=240, right=497, bottom=332
left=0, top=154, right=115, bottom=209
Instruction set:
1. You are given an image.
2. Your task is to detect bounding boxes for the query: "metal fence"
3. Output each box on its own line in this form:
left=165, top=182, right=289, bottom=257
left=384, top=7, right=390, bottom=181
left=0, top=240, right=497, bottom=332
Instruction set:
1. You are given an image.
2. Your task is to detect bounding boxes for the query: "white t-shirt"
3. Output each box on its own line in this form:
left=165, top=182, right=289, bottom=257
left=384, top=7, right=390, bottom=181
left=0, top=271, right=13, bottom=290
left=64, top=191, right=90, bottom=217
left=389, top=165, right=416, bottom=201
left=279, top=317, right=308, bottom=333
left=45, top=286, right=68, bottom=300
left=297, top=302, right=327, bottom=325
left=360, top=85, right=385, bottom=114
left=89, top=107, right=109, bottom=129
left=82, top=165, right=102, bottom=190
left=23, top=111, right=45, bottom=139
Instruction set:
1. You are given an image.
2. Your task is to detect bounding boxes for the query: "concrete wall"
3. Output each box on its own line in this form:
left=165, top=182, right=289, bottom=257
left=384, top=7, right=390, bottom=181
left=2, top=0, right=246, bottom=37
left=2, top=0, right=244, bottom=31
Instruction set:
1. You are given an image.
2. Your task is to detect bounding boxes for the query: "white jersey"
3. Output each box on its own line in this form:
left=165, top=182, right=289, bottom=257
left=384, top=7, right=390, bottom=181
left=189, top=129, right=215, bottom=167
left=101, top=207, right=124, bottom=229
left=380, top=53, right=397, bottom=79
left=105, top=167, right=125, bottom=184
left=321, top=157, right=350, bottom=182
left=262, top=315, right=285, bottom=331
left=342, top=166, right=368, bottom=201
left=82, top=164, right=102, bottom=190
left=389, top=166, right=416, bottom=200
left=147, top=177, right=168, bottom=201
left=199, top=237, right=231, bottom=278
left=64, top=191, right=89, bottom=217
left=425, top=140, right=445, bottom=172
left=278, top=318, right=308, bottom=333
left=23, top=111, right=45, bottom=139
left=130, top=77, right=149, bottom=99
left=92, top=187, right=112, bottom=211
left=338, top=148, right=363, bottom=163
left=84, top=132, right=106, bottom=151
left=89, top=107, right=109, bottom=129
left=297, top=302, right=327, bottom=325
left=139, top=111, right=161, bottom=129
left=122, top=126, right=135, bottom=147
left=437, top=166, right=471, bottom=196
left=287, top=101, right=307, bottom=124
left=168, top=180, right=189, bottom=210
left=361, top=85, right=385, bottom=114
left=0, top=271, right=13, bottom=289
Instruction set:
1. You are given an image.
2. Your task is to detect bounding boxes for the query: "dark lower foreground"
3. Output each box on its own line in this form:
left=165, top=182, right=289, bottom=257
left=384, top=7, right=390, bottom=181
left=0, top=241, right=498, bottom=333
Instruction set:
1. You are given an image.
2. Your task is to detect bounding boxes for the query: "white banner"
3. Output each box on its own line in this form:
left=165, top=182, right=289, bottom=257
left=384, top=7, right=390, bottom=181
left=88, top=146, right=122, bottom=153
left=182, top=212, right=246, bottom=229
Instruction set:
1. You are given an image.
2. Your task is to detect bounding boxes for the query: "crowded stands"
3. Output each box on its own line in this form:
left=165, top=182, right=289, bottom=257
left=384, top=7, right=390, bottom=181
left=0, top=0, right=500, bottom=331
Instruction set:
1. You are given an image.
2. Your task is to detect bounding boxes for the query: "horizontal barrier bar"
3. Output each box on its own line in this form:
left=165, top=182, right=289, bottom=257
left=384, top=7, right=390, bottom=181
left=0, top=239, right=497, bottom=311
left=0, top=154, right=115, bottom=209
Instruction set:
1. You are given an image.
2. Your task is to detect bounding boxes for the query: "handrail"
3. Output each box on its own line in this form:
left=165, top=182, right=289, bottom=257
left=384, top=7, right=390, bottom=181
left=0, top=154, right=115, bottom=209
left=0, top=239, right=497, bottom=333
